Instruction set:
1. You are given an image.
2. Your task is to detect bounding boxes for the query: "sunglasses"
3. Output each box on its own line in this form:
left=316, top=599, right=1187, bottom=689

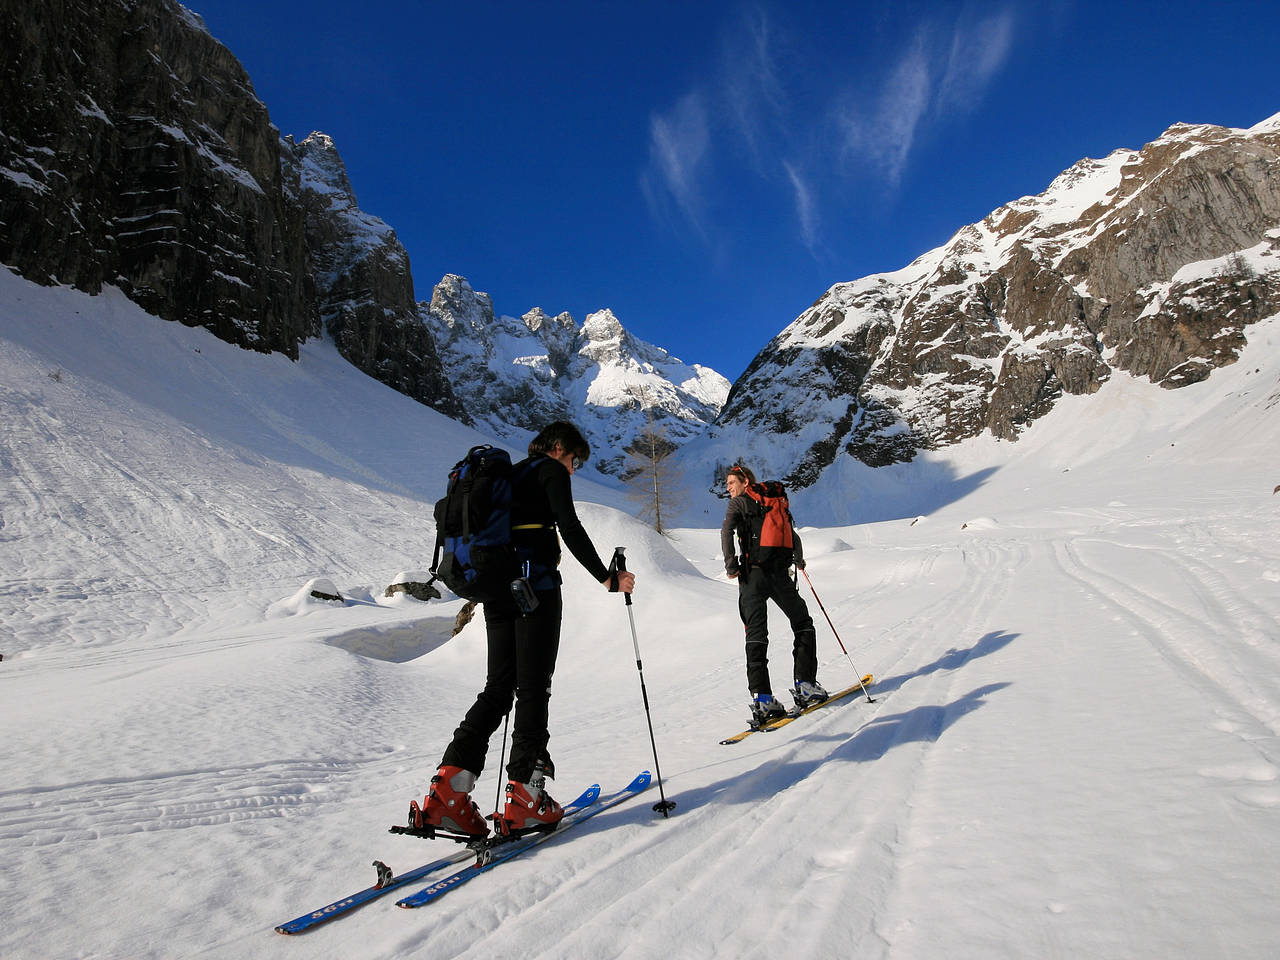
left=571, top=455, right=584, bottom=471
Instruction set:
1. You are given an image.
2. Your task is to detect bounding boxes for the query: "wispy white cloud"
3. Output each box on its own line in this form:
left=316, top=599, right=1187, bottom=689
left=839, top=34, right=933, bottom=186
left=641, top=5, right=1017, bottom=254
left=646, top=7, right=819, bottom=254
left=720, top=5, right=787, bottom=167
left=838, top=9, right=1015, bottom=187
left=783, top=160, right=819, bottom=253
left=641, top=92, right=712, bottom=239
left=938, top=10, right=1016, bottom=113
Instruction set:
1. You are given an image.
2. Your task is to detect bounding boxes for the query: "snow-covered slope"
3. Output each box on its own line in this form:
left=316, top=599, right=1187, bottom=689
left=2, top=268, right=1278, bottom=959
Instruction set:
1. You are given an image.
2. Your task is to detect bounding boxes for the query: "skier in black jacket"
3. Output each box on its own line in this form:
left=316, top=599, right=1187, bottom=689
left=420, top=422, right=635, bottom=837
left=721, top=464, right=826, bottom=725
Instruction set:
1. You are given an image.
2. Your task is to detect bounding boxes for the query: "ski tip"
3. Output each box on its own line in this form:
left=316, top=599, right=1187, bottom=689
left=567, top=783, right=602, bottom=809
left=628, top=771, right=652, bottom=792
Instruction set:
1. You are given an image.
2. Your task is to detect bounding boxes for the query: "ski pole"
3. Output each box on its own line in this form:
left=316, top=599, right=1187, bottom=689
left=612, top=547, right=676, bottom=817
left=493, top=709, right=511, bottom=818
left=801, top=567, right=875, bottom=702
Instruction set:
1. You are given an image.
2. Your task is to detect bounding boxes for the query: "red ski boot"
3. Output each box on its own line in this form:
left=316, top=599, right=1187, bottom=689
left=417, top=765, right=489, bottom=838
left=501, top=761, right=563, bottom=835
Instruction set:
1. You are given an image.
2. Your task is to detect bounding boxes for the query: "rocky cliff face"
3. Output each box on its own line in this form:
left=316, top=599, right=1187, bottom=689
left=0, top=0, right=317, bottom=356
left=421, top=275, right=730, bottom=474
left=283, top=133, right=463, bottom=418
left=712, top=115, right=1280, bottom=487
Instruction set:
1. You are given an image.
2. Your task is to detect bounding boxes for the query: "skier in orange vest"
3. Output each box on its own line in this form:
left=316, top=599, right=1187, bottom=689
left=721, top=464, right=827, bottom=725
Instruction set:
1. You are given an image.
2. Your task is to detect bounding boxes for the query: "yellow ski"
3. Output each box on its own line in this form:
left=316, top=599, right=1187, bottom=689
left=718, top=674, right=874, bottom=745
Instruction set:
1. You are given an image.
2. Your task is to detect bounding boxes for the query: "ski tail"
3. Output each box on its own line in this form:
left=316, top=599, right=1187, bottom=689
left=275, top=781, right=602, bottom=935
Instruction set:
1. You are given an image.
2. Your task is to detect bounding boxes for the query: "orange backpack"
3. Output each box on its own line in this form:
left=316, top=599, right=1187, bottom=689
left=741, top=481, right=795, bottom=566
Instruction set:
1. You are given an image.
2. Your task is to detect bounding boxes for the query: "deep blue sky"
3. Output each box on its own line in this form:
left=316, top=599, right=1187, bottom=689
left=186, top=0, right=1279, bottom=380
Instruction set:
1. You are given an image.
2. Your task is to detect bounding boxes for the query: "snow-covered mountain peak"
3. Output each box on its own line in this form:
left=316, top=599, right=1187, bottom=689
left=428, top=273, right=497, bottom=342
left=419, top=276, right=729, bottom=475
left=1250, top=110, right=1280, bottom=133
left=578, top=308, right=648, bottom=367
left=292, top=132, right=351, bottom=194
left=289, top=132, right=399, bottom=257
left=281, top=132, right=464, bottom=418
left=582, top=308, right=625, bottom=341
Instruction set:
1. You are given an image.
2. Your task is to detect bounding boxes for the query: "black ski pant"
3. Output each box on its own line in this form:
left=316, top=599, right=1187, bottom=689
left=737, top=561, right=817, bottom=696
left=440, top=588, right=562, bottom=785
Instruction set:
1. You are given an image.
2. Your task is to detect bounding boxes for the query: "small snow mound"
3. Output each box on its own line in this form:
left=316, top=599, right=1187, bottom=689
left=305, top=576, right=341, bottom=597
left=390, top=569, right=432, bottom=584
left=960, top=517, right=999, bottom=531
left=794, top=528, right=857, bottom=555
left=267, top=577, right=345, bottom=617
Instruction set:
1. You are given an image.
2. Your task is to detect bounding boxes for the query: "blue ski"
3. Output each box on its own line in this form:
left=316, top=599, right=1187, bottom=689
left=275, top=783, right=602, bottom=935
left=396, top=771, right=652, bottom=909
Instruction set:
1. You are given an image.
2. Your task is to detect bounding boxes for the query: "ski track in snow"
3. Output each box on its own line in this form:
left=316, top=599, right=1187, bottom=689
left=1056, top=531, right=1280, bottom=743
left=0, top=758, right=359, bottom=845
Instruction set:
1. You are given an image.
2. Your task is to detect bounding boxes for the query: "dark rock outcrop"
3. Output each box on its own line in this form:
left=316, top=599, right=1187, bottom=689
left=284, top=133, right=463, bottom=418
left=0, top=0, right=317, bottom=356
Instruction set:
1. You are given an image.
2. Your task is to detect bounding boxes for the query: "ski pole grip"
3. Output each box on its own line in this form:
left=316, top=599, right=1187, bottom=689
left=611, top=547, right=632, bottom=606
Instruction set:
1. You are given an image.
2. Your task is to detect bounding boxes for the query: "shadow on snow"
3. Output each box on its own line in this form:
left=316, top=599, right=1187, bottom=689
left=676, top=630, right=1019, bottom=811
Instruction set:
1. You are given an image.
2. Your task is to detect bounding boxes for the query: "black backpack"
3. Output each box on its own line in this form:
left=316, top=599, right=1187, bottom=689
left=430, top=445, right=537, bottom=602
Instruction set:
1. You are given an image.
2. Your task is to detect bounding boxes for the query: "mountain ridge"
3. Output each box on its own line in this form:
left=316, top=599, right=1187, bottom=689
left=692, top=113, right=1280, bottom=493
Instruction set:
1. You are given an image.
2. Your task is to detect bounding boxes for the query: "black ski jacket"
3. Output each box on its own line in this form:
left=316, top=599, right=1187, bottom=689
left=512, top=457, right=610, bottom=590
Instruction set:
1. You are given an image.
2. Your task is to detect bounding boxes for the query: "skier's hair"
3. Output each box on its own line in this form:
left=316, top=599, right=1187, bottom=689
left=529, top=421, right=591, bottom=462
left=727, top=464, right=756, bottom=484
